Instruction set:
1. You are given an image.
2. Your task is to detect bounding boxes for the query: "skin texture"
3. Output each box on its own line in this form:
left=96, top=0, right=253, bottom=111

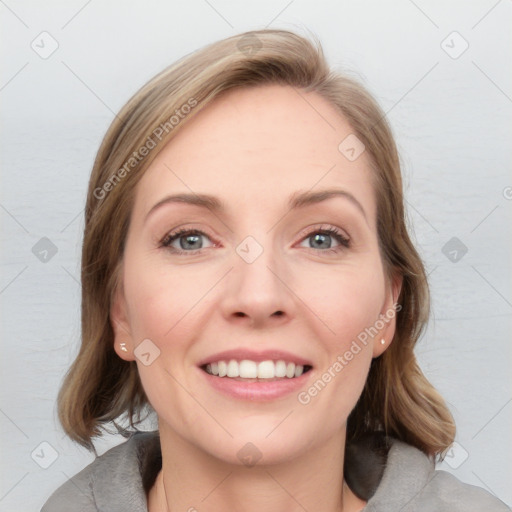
left=111, top=84, right=401, bottom=512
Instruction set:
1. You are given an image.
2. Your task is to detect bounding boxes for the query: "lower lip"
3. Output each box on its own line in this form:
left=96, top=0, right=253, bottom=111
left=199, top=367, right=312, bottom=401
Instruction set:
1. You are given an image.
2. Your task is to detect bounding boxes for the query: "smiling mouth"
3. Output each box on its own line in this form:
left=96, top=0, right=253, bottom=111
left=201, top=359, right=313, bottom=380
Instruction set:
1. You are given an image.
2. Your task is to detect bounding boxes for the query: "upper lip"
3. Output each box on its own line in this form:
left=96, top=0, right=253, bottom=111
left=197, top=349, right=313, bottom=367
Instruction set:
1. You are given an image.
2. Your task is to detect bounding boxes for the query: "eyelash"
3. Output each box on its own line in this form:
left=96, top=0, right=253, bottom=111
left=159, top=225, right=350, bottom=256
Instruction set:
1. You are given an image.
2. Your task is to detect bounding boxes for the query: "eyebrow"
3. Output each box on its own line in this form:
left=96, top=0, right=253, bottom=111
left=145, top=188, right=368, bottom=222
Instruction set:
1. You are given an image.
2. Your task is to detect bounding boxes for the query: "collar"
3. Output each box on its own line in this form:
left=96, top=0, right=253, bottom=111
left=89, top=430, right=434, bottom=512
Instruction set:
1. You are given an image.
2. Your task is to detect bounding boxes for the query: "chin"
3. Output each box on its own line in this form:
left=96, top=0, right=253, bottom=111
left=204, top=419, right=321, bottom=466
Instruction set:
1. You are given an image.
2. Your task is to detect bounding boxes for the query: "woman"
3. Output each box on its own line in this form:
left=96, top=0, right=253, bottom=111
left=41, top=29, right=510, bottom=511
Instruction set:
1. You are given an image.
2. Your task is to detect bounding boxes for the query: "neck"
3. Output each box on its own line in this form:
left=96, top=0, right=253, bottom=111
left=148, top=422, right=367, bottom=512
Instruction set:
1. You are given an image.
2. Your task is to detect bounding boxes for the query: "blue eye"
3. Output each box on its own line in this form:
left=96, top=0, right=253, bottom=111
left=299, top=227, right=350, bottom=252
left=161, top=228, right=214, bottom=254
left=160, top=225, right=350, bottom=256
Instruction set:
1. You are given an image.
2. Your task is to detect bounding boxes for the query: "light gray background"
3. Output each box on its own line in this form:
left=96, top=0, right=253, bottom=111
left=1, top=1, right=511, bottom=510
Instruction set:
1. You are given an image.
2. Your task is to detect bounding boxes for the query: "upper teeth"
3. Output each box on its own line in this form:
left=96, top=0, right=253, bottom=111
left=205, top=360, right=305, bottom=379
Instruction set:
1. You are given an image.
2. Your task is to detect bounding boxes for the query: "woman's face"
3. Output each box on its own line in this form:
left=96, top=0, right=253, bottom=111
left=112, top=84, right=399, bottom=465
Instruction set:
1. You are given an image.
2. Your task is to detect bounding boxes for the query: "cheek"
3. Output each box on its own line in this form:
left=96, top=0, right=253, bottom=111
left=123, top=262, right=204, bottom=419
left=294, top=259, right=386, bottom=349
left=123, top=257, right=203, bottom=342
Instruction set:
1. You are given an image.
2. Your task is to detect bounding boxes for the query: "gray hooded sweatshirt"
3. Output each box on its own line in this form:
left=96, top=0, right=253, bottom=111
left=41, top=431, right=510, bottom=511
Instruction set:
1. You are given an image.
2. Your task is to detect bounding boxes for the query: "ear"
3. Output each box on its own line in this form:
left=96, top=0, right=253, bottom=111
left=110, top=280, right=136, bottom=362
left=372, top=272, right=403, bottom=358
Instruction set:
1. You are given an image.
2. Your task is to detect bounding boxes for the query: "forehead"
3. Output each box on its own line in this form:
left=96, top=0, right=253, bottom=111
left=132, top=84, right=377, bottom=224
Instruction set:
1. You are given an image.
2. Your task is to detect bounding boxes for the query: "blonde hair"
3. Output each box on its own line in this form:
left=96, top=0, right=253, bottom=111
left=58, top=28, right=455, bottom=457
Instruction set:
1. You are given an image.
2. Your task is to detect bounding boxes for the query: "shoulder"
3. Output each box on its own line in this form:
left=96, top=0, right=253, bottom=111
left=41, top=431, right=159, bottom=512
left=365, top=437, right=510, bottom=512
left=417, top=469, right=511, bottom=511
left=40, top=460, right=96, bottom=512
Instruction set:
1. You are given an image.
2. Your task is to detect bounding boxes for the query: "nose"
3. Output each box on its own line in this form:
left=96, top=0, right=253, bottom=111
left=219, top=240, right=295, bottom=328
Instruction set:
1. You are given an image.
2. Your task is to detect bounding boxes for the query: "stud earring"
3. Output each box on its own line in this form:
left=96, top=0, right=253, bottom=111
left=380, top=339, right=386, bottom=345
left=120, top=342, right=128, bottom=352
